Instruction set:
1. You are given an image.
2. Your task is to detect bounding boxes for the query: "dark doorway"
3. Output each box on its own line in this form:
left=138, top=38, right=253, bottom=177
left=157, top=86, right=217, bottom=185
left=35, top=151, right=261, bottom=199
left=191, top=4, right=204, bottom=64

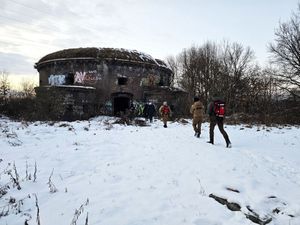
left=114, top=97, right=130, bottom=115
left=112, top=92, right=133, bottom=116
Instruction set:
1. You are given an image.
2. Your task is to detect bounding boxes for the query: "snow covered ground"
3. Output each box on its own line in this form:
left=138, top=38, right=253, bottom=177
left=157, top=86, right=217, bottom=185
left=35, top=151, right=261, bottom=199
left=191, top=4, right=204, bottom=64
left=0, top=116, right=300, bottom=225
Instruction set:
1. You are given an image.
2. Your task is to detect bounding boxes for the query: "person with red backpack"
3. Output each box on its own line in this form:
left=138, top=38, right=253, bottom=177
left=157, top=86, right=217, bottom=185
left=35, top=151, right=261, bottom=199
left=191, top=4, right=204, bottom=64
left=207, top=96, right=231, bottom=148
left=159, top=101, right=171, bottom=128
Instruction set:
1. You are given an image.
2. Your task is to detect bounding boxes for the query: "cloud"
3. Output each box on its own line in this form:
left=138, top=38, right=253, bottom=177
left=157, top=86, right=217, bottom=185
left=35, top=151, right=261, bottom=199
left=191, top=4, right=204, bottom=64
left=0, top=52, right=36, bottom=75
left=0, top=0, right=51, bottom=26
left=0, top=0, right=297, bottom=72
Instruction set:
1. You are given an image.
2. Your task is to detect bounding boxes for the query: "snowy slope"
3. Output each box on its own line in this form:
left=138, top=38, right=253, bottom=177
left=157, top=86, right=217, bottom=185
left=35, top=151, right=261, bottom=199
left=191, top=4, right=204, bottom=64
left=0, top=116, right=300, bottom=225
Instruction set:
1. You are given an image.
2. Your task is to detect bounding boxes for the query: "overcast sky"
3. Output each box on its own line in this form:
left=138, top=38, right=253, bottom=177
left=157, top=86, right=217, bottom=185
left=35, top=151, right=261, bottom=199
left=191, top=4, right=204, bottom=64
left=0, top=0, right=299, bottom=78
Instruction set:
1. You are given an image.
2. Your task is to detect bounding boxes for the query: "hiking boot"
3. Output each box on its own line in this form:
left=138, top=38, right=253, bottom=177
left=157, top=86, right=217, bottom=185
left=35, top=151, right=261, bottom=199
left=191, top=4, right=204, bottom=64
left=226, top=142, right=232, bottom=148
left=197, top=132, right=200, bottom=138
left=207, top=141, right=214, bottom=145
left=164, top=124, right=167, bottom=128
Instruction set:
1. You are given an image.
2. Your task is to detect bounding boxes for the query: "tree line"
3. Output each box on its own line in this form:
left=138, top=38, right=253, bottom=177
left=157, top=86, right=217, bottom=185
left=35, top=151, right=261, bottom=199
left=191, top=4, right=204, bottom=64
left=1, top=3, right=300, bottom=124
left=0, top=70, right=36, bottom=120
left=166, top=4, right=300, bottom=124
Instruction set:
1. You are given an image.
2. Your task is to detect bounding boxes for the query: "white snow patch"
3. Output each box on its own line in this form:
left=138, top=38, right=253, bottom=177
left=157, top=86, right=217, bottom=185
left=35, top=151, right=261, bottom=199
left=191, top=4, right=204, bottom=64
left=0, top=117, right=299, bottom=225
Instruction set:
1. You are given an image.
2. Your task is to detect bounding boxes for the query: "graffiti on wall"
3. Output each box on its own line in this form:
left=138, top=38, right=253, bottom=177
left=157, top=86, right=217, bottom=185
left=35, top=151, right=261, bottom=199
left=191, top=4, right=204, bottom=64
left=48, top=74, right=66, bottom=85
left=75, top=70, right=102, bottom=84
left=140, top=74, right=160, bottom=87
left=103, top=100, right=112, bottom=114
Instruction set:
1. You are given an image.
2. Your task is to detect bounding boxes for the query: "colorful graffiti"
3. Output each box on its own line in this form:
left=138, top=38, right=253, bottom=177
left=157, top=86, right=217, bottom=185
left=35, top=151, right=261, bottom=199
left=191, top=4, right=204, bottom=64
left=74, top=72, right=85, bottom=83
left=75, top=70, right=102, bottom=84
left=140, top=74, right=160, bottom=87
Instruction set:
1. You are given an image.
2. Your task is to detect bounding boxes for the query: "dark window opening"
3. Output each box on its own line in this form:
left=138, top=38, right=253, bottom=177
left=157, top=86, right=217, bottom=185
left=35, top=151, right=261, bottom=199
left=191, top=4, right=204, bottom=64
left=158, top=78, right=164, bottom=86
left=65, top=72, right=74, bottom=85
left=66, top=104, right=73, bottom=112
left=118, top=77, right=128, bottom=85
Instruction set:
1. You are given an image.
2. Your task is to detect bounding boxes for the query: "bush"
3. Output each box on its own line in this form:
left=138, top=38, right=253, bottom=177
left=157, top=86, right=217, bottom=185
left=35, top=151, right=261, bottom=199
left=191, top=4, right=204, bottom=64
left=0, top=97, right=37, bottom=121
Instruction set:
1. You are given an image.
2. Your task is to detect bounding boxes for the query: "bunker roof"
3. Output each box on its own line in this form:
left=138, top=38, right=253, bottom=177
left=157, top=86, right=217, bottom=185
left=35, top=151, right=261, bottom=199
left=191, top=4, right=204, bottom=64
left=37, top=47, right=168, bottom=68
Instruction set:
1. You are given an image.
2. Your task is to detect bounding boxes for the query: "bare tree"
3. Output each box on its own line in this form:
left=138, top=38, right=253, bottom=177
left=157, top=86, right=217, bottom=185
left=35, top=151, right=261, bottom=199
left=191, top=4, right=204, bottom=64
left=177, top=42, right=221, bottom=107
left=165, top=55, right=179, bottom=87
left=220, top=41, right=255, bottom=113
left=176, top=41, right=255, bottom=112
left=268, top=3, right=300, bottom=97
left=20, top=79, right=35, bottom=98
left=177, top=46, right=199, bottom=97
left=196, top=42, right=222, bottom=106
left=0, top=70, right=10, bottom=102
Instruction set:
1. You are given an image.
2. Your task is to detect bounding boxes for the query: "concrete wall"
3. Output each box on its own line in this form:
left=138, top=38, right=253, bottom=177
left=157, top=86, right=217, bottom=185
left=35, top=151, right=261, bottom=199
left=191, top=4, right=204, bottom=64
left=35, top=86, right=96, bottom=121
left=35, top=57, right=188, bottom=119
left=37, top=58, right=171, bottom=102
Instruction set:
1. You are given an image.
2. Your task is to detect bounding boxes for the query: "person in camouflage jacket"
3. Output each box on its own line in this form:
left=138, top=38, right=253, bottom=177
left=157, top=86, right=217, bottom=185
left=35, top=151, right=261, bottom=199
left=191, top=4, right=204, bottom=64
left=159, top=101, right=171, bottom=128
left=190, top=97, right=204, bottom=138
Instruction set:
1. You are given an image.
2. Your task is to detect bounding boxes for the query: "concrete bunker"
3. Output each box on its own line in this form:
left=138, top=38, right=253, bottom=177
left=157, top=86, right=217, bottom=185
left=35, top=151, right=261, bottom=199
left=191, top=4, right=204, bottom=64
left=34, top=47, right=188, bottom=120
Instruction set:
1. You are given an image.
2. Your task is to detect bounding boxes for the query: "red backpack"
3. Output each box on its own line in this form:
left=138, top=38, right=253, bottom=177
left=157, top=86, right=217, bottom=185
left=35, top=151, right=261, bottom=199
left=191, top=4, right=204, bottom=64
left=214, top=100, right=225, bottom=117
left=161, top=105, right=170, bottom=115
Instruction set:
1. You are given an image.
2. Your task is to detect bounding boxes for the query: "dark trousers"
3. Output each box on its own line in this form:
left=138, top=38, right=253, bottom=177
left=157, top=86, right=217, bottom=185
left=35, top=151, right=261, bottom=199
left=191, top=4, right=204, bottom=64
left=209, top=116, right=230, bottom=144
left=147, top=115, right=154, bottom=123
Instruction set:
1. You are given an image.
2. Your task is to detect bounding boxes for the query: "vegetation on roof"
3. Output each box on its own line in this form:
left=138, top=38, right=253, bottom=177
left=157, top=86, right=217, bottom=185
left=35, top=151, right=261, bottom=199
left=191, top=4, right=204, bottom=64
left=37, top=47, right=161, bottom=66
left=38, top=48, right=99, bottom=63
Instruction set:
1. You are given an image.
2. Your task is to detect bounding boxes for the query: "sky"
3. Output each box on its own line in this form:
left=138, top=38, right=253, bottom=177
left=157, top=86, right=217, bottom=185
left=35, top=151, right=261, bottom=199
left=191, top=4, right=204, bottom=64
left=0, top=0, right=299, bottom=89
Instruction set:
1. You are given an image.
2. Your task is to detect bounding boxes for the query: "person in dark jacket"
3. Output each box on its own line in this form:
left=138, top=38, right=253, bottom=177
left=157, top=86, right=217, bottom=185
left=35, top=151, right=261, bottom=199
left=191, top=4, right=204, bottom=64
left=207, top=96, right=232, bottom=148
left=143, top=101, right=156, bottom=123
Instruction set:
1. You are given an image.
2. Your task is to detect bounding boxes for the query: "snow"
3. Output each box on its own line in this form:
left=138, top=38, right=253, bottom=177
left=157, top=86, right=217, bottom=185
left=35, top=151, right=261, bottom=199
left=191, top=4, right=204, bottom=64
left=0, top=116, right=300, bottom=225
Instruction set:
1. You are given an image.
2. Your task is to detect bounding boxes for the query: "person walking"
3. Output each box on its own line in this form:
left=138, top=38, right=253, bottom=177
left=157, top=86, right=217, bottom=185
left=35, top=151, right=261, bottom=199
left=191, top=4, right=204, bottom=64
left=144, top=101, right=156, bottom=123
left=207, top=95, right=232, bottom=148
left=137, top=102, right=144, bottom=117
left=159, top=101, right=171, bottom=128
left=190, top=96, right=204, bottom=138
